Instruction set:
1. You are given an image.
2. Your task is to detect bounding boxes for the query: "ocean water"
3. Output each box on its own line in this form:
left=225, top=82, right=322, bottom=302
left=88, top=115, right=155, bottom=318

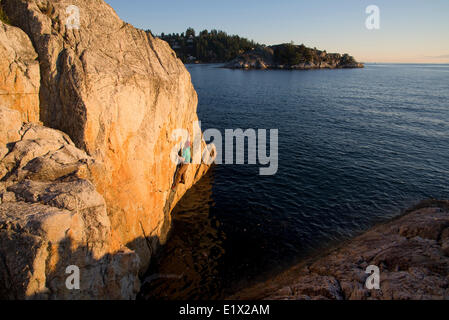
left=140, top=64, right=449, bottom=300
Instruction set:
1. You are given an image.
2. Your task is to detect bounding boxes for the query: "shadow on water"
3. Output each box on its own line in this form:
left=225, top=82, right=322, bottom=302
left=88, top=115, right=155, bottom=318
left=138, top=170, right=227, bottom=300
left=138, top=168, right=328, bottom=300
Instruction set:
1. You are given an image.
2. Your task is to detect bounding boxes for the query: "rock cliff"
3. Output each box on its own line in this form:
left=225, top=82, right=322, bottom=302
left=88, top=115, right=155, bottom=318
left=0, top=0, right=213, bottom=299
left=2, top=0, right=213, bottom=270
left=234, top=200, right=449, bottom=300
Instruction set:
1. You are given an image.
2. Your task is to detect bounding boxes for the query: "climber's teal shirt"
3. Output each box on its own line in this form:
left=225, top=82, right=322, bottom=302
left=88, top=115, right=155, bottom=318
left=182, top=147, right=191, bottom=164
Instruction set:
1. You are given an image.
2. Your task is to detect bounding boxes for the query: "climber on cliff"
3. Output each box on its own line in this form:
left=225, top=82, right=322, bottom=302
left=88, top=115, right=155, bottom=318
left=172, top=140, right=192, bottom=190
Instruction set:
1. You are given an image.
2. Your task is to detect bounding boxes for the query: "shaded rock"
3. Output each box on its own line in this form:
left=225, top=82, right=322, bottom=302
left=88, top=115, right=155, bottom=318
left=270, top=275, right=344, bottom=300
left=0, top=122, right=97, bottom=183
left=0, top=198, right=140, bottom=299
left=0, top=21, right=40, bottom=122
left=234, top=200, right=449, bottom=300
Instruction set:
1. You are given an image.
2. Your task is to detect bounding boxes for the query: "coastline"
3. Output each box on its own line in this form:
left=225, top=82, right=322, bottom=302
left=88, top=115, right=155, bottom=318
left=223, top=45, right=364, bottom=70
left=232, top=199, right=449, bottom=300
left=224, top=62, right=364, bottom=71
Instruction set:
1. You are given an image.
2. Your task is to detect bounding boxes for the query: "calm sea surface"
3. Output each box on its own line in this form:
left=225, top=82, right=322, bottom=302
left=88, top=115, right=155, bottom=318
left=140, top=64, right=449, bottom=299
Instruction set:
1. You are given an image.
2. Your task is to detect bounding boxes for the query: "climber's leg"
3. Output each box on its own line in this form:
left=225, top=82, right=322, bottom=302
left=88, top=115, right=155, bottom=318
left=172, top=164, right=188, bottom=189
left=178, top=164, right=188, bottom=184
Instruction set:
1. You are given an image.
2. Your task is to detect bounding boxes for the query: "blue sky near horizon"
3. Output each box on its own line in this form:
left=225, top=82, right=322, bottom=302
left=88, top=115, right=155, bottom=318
left=105, top=0, right=449, bottom=63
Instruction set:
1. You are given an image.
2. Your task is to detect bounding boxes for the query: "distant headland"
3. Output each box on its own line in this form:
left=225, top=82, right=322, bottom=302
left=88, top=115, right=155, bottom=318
left=150, top=28, right=363, bottom=69
left=225, top=44, right=364, bottom=70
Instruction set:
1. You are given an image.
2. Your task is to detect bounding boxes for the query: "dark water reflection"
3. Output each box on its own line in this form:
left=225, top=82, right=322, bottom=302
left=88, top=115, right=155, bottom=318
left=140, top=172, right=226, bottom=299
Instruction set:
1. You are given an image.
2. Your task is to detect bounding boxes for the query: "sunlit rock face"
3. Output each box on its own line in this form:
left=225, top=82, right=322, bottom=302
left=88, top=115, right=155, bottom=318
left=2, top=0, right=213, bottom=273
left=0, top=21, right=40, bottom=122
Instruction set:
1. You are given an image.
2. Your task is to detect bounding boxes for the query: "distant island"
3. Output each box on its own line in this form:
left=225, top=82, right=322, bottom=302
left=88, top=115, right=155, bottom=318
left=225, top=44, right=364, bottom=70
left=150, top=28, right=364, bottom=70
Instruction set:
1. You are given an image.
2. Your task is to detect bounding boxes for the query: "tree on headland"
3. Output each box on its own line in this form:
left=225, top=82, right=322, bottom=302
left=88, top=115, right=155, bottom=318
left=151, top=28, right=360, bottom=67
left=186, top=27, right=195, bottom=38
left=154, top=28, right=258, bottom=63
left=274, top=43, right=302, bottom=65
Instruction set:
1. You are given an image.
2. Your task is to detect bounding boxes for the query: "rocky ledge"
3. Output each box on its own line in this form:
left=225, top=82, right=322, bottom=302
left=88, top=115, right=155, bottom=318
left=225, top=44, right=364, bottom=70
left=234, top=200, right=449, bottom=300
left=0, top=107, right=140, bottom=299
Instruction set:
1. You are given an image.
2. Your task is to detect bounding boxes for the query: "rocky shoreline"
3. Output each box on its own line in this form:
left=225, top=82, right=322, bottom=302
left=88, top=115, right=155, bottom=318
left=233, top=200, right=449, bottom=300
left=225, top=45, right=364, bottom=70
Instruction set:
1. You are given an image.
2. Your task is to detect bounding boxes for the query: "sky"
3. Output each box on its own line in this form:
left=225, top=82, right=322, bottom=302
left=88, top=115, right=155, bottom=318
left=105, top=0, right=449, bottom=63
